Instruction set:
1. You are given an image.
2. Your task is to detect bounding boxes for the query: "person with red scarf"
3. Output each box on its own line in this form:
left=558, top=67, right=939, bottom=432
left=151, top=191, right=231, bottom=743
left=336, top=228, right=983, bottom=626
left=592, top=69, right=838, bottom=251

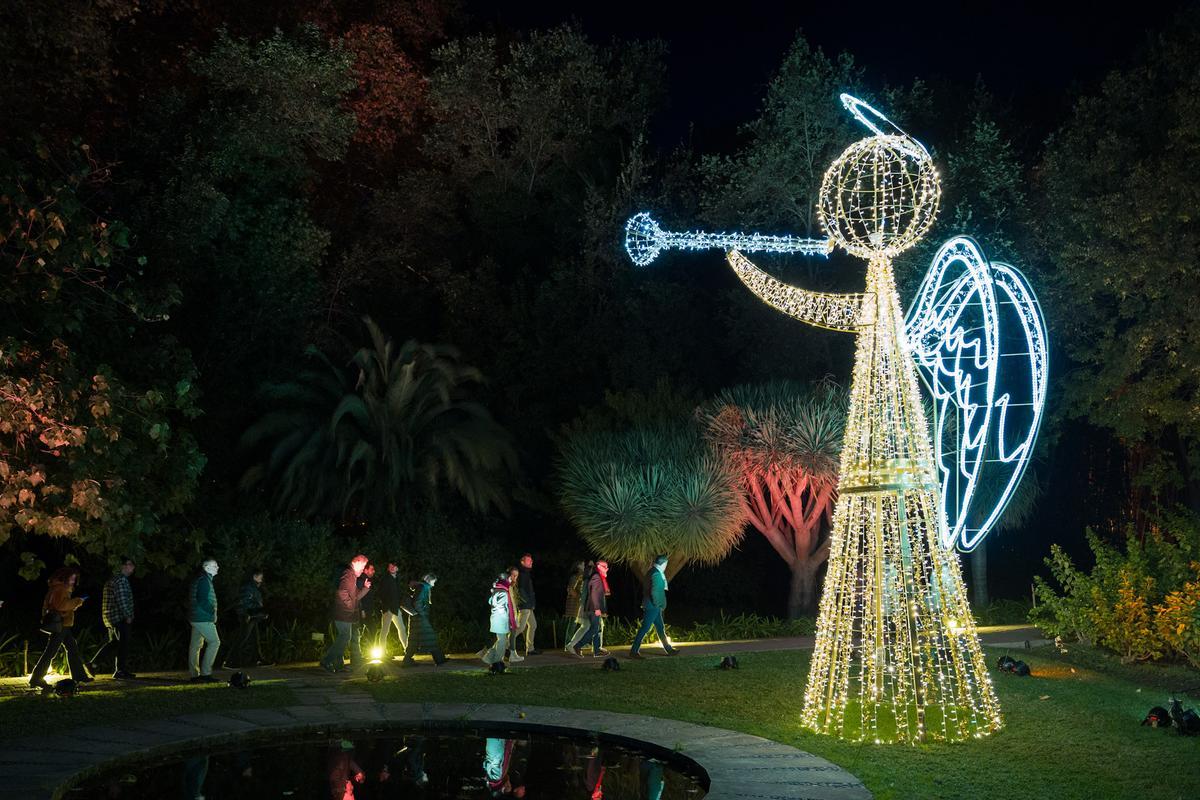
left=572, top=560, right=610, bottom=657
left=483, top=737, right=526, bottom=796
left=482, top=569, right=519, bottom=667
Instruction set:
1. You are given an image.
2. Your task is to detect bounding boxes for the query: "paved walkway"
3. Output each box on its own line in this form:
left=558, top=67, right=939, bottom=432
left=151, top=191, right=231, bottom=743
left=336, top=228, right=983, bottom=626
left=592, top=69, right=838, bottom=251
left=0, top=627, right=1045, bottom=799
left=1, top=697, right=871, bottom=800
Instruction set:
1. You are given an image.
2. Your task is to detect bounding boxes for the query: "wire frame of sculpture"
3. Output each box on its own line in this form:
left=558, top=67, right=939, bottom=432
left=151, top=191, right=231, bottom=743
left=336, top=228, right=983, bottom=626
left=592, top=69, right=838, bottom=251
left=727, top=96, right=1001, bottom=742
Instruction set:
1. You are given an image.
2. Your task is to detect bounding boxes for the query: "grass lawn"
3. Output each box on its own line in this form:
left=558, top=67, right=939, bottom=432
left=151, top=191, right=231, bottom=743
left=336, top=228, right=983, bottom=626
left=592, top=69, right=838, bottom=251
left=0, top=679, right=298, bottom=740
left=359, top=647, right=1199, bottom=800
left=1, top=645, right=1196, bottom=800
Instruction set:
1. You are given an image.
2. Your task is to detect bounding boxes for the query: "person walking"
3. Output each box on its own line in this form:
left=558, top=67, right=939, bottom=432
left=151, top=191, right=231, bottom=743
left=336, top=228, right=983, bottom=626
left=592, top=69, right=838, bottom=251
left=90, top=556, right=136, bottom=679
left=377, top=562, right=409, bottom=657
left=482, top=571, right=517, bottom=667
left=573, top=560, right=609, bottom=658
left=628, top=554, right=679, bottom=658
left=562, top=561, right=589, bottom=654
left=321, top=554, right=371, bottom=673
left=403, top=573, right=446, bottom=666
left=227, top=568, right=267, bottom=668
left=514, top=553, right=540, bottom=656
left=357, top=562, right=378, bottom=645
left=188, top=558, right=221, bottom=682
left=29, top=567, right=90, bottom=688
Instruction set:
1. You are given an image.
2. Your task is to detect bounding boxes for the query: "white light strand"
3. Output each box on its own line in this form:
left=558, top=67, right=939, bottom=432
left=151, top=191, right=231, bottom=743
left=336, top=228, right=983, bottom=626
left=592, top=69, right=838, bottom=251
left=624, top=212, right=832, bottom=267
left=905, top=237, right=1049, bottom=552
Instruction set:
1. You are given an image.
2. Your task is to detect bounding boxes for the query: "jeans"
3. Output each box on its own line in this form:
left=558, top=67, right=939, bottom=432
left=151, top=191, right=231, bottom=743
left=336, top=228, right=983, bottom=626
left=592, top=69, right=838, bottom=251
left=91, top=620, right=132, bottom=674
left=630, top=606, right=673, bottom=653
left=514, top=609, right=537, bottom=653
left=577, top=614, right=604, bottom=654
left=481, top=631, right=509, bottom=665
left=380, top=610, right=409, bottom=652
left=30, top=627, right=88, bottom=683
left=188, top=622, right=221, bottom=677
left=322, top=620, right=362, bottom=670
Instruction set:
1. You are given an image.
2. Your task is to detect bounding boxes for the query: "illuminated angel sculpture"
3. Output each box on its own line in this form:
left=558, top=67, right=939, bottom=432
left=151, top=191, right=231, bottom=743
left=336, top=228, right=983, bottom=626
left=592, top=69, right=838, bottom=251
left=624, top=94, right=1048, bottom=742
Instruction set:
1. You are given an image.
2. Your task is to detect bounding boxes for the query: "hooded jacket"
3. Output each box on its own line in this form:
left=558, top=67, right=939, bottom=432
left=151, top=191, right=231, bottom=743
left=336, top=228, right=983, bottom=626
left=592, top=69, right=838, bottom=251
left=489, top=577, right=517, bottom=634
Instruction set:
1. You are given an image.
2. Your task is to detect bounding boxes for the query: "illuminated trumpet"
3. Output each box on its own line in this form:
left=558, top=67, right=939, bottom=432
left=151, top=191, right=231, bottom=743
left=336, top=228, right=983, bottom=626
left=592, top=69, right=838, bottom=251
left=623, top=211, right=832, bottom=267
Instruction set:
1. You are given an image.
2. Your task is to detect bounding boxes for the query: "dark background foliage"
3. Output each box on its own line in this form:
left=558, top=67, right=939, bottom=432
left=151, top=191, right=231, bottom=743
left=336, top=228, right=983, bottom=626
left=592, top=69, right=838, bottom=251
left=2, top=0, right=1198, bottom=650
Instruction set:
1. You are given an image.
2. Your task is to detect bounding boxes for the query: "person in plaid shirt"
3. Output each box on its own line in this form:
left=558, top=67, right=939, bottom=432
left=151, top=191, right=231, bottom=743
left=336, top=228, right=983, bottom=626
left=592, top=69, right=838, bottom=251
left=90, top=556, right=136, bottom=679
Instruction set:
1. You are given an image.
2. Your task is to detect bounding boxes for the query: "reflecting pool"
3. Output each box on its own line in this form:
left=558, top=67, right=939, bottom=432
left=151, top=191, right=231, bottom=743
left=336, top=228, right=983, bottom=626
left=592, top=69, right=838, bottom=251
left=68, top=727, right=707, bottom=799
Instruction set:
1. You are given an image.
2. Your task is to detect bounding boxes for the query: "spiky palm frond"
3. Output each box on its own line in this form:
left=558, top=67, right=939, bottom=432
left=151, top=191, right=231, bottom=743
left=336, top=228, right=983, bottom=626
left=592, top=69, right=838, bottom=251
left=698, top=380, right=848, bottom=485
left=558, top=422, right=747, bottom=571
left=242, top=319, right=516, bottom=521
left=240, top=346, right=351, bottom=518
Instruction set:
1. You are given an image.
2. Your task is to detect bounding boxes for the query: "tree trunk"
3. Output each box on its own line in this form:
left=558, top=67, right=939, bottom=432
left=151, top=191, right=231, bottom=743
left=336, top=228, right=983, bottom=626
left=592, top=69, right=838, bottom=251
left=787, top=559, right=822, bottom=620
left=970, top=540, right=989, bottom=609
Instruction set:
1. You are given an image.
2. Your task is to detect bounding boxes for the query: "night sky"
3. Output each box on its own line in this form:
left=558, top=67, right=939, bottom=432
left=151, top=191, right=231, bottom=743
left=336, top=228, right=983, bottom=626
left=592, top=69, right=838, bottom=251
left=469, top=0, right=1193, bottom=149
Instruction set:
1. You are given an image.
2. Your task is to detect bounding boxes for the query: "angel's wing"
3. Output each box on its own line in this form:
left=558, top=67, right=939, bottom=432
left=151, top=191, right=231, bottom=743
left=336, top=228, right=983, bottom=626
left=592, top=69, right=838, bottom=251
left=905, top=236, right=1048, bottom=552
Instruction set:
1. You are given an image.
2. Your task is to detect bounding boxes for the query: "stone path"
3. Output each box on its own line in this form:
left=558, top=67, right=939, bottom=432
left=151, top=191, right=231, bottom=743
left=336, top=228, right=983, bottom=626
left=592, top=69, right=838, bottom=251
left=0, top=627, right=1045, bottom=799
left=0, top=695, right=872, bottom=800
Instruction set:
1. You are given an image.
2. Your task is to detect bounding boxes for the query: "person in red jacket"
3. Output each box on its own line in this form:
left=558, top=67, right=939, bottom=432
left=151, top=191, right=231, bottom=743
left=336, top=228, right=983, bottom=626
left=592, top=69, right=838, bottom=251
left=572, top=560, right=610, bottom=658
left=320, top=555, right=371, bottom=673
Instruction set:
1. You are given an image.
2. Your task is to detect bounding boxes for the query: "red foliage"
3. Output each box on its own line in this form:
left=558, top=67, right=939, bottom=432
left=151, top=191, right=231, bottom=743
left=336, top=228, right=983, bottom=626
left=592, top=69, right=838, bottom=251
left=342, top=23, right=427, bottom=152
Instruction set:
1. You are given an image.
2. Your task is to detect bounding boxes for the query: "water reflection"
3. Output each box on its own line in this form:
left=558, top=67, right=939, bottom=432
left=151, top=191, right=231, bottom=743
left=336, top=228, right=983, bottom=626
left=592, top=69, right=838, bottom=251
left=71, top=729, right=705, bottom=799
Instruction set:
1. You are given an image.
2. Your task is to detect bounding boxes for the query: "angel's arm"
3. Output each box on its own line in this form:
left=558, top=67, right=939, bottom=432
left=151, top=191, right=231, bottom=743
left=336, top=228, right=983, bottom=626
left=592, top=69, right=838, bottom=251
left=726, top=250, right=868, bottom=333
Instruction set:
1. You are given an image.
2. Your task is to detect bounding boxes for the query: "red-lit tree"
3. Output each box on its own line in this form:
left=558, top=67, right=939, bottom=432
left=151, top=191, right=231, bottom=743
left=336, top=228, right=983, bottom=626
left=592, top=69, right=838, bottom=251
left=699, top=381, right=847, bottom=618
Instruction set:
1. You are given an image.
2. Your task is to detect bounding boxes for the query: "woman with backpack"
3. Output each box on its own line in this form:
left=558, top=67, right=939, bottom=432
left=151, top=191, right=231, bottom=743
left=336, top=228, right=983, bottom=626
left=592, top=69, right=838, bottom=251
left=482, top=569, right=518, bottom=667
left=29, top=566, right=91, bottom=688
left=562, top=561, right=589, bottom=654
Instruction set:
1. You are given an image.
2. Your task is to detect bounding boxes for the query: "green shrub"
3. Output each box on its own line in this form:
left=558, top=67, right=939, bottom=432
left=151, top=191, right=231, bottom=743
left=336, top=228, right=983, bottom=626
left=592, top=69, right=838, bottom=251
left=1031, top=512, right=1200, bottom=667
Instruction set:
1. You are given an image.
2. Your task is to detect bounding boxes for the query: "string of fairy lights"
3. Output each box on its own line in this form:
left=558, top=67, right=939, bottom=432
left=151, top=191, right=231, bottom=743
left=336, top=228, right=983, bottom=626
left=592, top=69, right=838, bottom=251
left=622, top=92, right=1035, bottom=744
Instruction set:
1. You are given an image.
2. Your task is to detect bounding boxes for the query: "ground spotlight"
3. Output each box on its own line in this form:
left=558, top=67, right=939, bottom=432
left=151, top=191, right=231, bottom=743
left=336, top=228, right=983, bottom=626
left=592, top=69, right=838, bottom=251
left=370, top=645, right=385, bottom=661
left=1141, top=706, right=1171, bottom=728
left=366, top=663, right=386, bottom=683
left=52, top=679, right=78, bottom=697
left=718, top=656, right=739, bottom=670
left=488, top=662, right=507, bottom=676
left=601, top=657, right=621, bottom=672
left=229, top=671, right=251, bottom=689
left=997, top=655, right=1016, bottom=671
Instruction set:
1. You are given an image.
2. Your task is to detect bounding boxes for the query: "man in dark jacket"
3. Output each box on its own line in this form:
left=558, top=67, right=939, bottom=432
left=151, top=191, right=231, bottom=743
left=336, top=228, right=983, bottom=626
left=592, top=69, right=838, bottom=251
left=378, top=562, right=408, bottom=656
left=226, top=568, right=267, bottom=668
left=90, top=556, right=136, bottom=679
left=320, top=554, right=371, bottom=673
left=514, top=552, right=540, bottom=656
left=628, top=554, right=679, bottom=658
left=358, top=562, right=378, bottom=644
left=572, top=560, right=609, bottom=658
left=188, top=558, right=221, bottom=682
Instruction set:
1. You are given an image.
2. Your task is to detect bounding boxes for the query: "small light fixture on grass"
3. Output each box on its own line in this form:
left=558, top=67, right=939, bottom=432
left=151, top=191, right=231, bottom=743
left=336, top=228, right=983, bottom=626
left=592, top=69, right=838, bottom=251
left=370, top=645, right=384, bottom=662
left=229, top=671, right=251, bottom=689
left=52, top=679, right=78, bottom=698
left=601, top=657, right=621, bottom=672
left=366, top=663, right=385, bottom=683
left=718, top=656, right=739, bottom=670
left=488, top=662, right=507, bottom=676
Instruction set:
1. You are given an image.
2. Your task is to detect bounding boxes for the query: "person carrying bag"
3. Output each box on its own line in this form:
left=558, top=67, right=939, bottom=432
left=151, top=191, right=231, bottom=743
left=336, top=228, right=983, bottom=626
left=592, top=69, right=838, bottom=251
left=30, top=566, right=91, bottom=688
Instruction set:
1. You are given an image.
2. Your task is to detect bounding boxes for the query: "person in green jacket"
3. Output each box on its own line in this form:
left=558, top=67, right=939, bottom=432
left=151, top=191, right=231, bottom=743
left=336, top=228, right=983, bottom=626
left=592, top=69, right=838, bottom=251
left=627, top=554, right=679, bottom=659
left=188, top=557, right=221, bottom=682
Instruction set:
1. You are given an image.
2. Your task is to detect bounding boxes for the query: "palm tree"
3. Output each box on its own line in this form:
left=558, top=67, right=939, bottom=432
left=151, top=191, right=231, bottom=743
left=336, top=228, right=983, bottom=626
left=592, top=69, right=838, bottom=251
left=698, top=380, right=847, bottom=618
left=240, top=346, right=353, bottom=518
left=242, top=318, right=516, bottom=521
left=558, top=422, right=747, bottom=580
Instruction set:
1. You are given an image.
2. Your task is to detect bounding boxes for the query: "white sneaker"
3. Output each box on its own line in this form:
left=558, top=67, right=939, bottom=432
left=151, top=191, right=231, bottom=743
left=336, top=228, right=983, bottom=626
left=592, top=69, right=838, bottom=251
left=509, top=653, right=524, bottom=663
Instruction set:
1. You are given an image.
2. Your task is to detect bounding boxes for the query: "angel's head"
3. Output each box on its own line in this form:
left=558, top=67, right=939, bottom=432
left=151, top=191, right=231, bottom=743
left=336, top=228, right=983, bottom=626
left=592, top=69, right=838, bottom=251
left=818, top=95, right=941, bottom=260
